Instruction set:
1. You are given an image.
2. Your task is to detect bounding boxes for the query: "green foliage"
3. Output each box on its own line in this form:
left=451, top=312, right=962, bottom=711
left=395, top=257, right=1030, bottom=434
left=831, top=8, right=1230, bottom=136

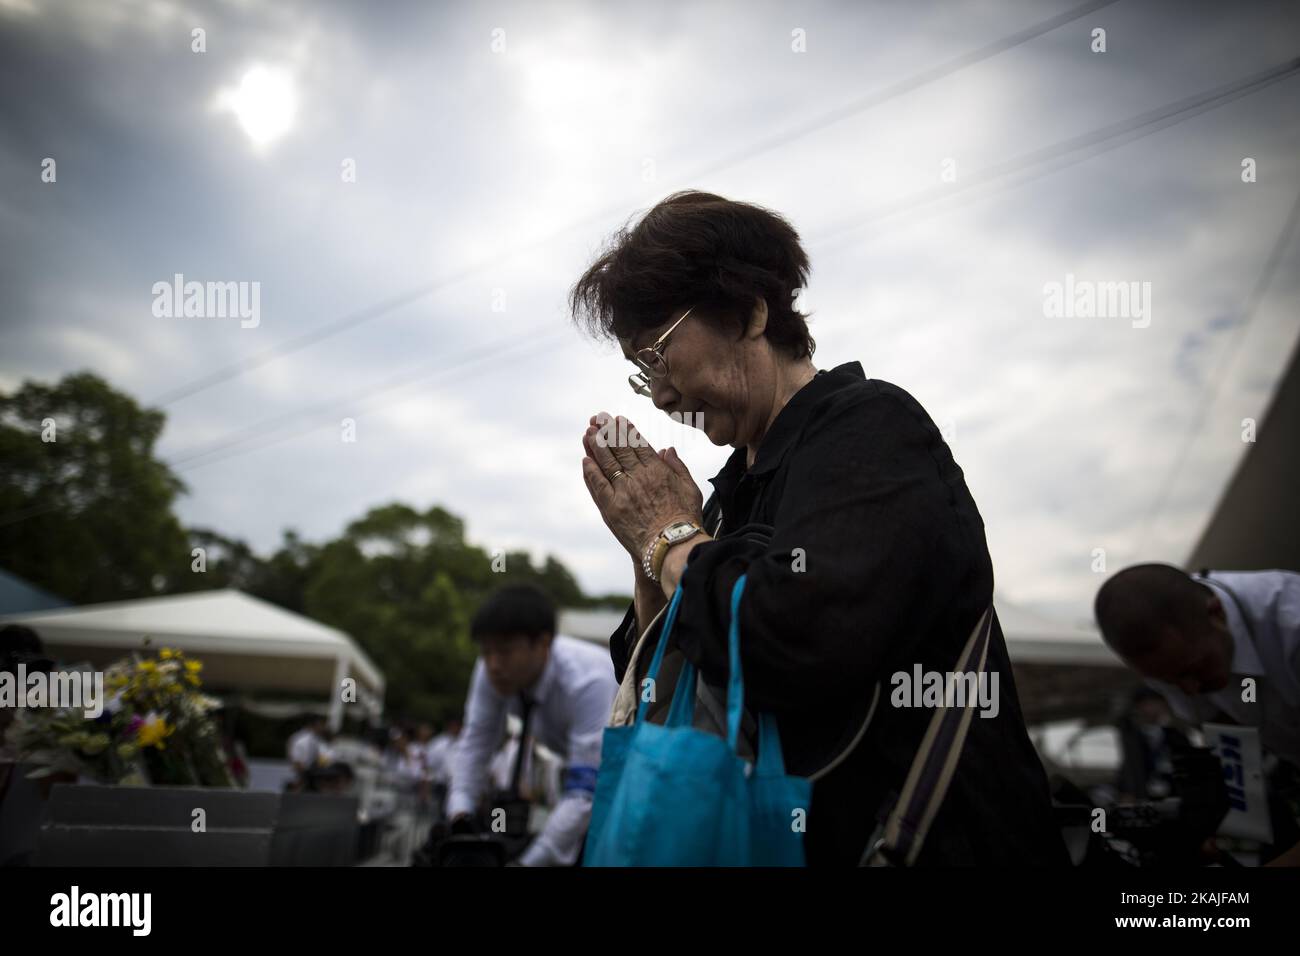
left=296, top=501, right=613, bottom=724
left=1, top=372, right=631, bottom=727
left=0, top=372, right=189, bottom=602
left=246, top=529, right=318, bottom=615
left=174, top=527, right=264, bottom=593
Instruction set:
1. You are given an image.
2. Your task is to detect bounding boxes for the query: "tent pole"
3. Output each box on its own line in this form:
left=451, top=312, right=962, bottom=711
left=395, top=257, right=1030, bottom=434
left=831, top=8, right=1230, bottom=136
left=329, top=656, right=348, bottom=732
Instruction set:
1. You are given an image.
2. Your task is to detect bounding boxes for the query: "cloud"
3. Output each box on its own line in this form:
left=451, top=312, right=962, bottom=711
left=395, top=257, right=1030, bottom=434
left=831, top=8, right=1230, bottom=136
left=2, top=0, right=1298, bottom=628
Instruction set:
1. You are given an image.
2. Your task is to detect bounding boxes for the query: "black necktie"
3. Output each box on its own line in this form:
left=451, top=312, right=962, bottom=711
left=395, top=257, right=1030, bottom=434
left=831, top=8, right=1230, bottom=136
left=508, top=693, right=535, bottom=797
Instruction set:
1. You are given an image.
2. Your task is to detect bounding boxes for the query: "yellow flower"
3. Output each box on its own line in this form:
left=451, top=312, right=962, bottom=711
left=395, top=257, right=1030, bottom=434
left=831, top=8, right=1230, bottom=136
left=137, top=714, right=174, bottom=750
left=185, top=660, right=202, bottom=673
left=160, top=648, right=175, bottom=660
left=138, top=660, right=157, bottom=674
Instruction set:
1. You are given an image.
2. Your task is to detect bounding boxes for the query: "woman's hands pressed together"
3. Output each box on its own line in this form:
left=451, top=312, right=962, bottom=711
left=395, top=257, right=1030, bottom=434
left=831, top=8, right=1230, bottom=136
left=580, top=412, right=704, bottom=567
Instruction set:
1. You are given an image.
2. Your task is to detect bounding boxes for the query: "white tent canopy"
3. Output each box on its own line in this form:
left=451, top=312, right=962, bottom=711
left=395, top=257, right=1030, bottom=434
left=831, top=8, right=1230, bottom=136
left=557, top=607, right=628, bottom=646
left=994, top=597, right=1118, bottom=667
left=0, top=589, right=385, bottom=727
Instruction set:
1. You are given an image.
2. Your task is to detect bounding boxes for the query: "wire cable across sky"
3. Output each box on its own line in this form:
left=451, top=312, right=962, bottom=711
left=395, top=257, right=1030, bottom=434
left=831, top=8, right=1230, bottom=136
left=145, top=0, right=1126, bottom=409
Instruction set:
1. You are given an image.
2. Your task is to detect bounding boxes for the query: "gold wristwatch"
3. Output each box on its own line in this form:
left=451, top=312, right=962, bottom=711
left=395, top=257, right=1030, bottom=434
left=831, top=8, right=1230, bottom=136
left=642, top=520, right=705, bottom=583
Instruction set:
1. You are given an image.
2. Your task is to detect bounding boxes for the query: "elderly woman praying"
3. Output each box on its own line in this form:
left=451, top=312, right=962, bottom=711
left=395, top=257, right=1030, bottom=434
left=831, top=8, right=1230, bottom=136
left=569, top=190, right=1066, bottom=866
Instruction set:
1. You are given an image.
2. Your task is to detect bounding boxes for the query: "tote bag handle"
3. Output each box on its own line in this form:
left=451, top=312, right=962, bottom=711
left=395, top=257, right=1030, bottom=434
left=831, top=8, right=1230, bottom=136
left=635, top=573, right=753, bottom=756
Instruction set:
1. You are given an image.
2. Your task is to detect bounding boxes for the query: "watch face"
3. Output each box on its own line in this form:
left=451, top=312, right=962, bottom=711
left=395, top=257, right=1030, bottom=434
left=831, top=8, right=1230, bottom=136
left=664, top=522, right=697, bottom=542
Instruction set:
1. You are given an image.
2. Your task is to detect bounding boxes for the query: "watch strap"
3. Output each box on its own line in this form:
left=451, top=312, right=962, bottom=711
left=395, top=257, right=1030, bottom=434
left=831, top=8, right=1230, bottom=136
left=654, top=522, right=703, bottom=581
left=642, top=521, right=703, bottom=583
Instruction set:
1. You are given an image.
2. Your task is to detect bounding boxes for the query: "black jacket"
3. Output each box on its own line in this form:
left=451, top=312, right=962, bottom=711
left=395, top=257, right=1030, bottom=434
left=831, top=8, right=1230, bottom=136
left=607, top=361, right=1069, bottom=866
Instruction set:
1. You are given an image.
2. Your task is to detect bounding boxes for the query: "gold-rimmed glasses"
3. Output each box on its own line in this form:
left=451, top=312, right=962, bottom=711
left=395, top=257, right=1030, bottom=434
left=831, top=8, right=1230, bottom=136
left=627, top=306, right=694, bottom=397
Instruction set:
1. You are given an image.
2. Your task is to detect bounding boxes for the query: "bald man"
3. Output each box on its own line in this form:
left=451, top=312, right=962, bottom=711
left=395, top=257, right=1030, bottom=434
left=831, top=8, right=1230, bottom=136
left=1094, top=563, right=1300, bottom=865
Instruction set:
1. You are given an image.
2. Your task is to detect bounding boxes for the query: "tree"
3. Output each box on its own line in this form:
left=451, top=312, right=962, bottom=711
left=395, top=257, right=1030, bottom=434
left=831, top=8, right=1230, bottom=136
left=176, top=527, right=264, bottom=592
left=302, top=504, right=484, bottom=723
left=295, top=502, right=607, bottom=723
left=248, top=529, right=319, bottom=615
left=0, top=371, right=624, bottom=723
left=0, top=372, right=189, bottom=603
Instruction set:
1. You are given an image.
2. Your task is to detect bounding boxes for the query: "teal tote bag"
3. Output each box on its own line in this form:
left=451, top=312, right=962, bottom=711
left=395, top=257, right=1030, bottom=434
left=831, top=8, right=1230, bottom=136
left=584, top=573, right=810, bottom=866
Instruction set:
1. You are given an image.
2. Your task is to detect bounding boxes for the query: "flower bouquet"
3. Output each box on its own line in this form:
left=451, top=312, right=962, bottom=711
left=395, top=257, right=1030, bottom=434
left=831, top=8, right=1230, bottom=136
left=5, top=645, right=236, bottom=788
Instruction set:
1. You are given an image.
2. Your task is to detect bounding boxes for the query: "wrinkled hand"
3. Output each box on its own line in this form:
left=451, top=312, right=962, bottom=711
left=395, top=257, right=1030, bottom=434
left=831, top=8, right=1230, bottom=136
left=581, top=412, right=703, bottom=563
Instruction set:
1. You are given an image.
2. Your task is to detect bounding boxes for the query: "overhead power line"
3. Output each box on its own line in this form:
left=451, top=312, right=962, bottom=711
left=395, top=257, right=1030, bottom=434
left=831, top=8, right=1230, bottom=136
left=146, top=0, right=1125, bottom=408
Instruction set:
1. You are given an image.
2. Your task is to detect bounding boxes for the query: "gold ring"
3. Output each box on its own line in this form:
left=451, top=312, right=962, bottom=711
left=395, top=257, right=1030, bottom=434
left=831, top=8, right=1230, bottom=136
left=610, top=470, right=627, bottom=481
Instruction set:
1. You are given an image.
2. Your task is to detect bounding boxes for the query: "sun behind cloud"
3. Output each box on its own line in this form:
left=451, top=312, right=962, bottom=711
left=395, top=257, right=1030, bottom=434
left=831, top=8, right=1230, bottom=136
left=213, top=64, right=298, bottom=150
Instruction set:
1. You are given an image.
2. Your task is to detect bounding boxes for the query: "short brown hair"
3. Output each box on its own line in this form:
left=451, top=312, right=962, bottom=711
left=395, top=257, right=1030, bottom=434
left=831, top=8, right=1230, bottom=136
left=568, top=190, right=815, bottom=360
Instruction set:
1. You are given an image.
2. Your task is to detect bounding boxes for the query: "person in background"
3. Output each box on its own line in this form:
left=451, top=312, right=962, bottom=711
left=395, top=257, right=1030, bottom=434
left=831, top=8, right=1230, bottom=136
left=383, top=726, right=428, bottom=858
left=385, top=727, right=423, bottom=788
left=318, top=724, right=338, bottom=766
left=0, top=625, right=56, bottom=866
left=213, top=706, right=249, bottom=789
left=286, top=715, right=328, bottom=791
left=446, top=584, right=618, bottom=866
left=412, top=723, right=435, bottom=810
left=425, top=718, right=461, bottom=820
left=1115, top=686, right=1190, bottom=801
left=0, top=626, right=51, bottom=798
left=306, top=761, right=355, bottom=795
left=1095, top=563, right=1300, bottom=865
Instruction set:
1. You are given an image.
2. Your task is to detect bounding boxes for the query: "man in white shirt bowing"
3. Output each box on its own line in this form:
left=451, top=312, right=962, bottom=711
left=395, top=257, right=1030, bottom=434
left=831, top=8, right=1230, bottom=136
left=1095, top=564, right=1300, bottom=865
left=447, top=584, right=618, bottom=866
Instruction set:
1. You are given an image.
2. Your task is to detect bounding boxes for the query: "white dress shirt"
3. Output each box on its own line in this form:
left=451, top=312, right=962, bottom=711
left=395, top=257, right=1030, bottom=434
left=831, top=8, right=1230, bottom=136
left=447, top=635, right=618, bottom=866
left=287, top=728, right=322, bottom=768
left=1149, top=570, right=1300, bottom=767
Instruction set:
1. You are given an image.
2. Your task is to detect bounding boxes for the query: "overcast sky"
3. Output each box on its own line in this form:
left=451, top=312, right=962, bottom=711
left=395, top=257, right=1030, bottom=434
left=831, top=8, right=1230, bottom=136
left=2, top=0, right=1298, bottom=626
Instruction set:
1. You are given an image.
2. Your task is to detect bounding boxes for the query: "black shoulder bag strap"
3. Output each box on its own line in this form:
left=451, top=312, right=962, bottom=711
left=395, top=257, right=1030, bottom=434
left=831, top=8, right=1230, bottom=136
left=860, top=603, right=995, bottom=866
